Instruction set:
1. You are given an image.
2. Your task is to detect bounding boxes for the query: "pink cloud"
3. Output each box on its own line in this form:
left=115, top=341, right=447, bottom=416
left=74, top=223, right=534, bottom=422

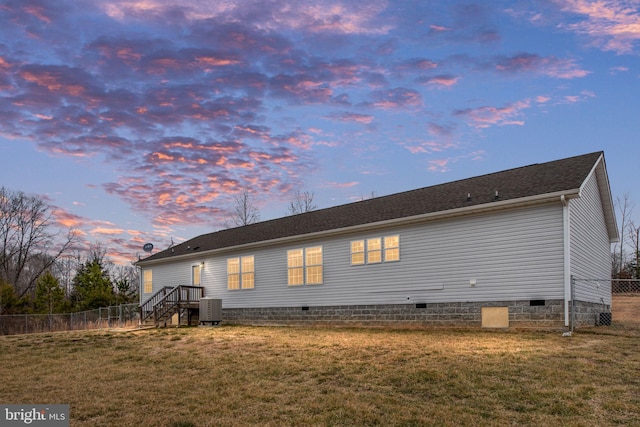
left=609, top=65, right=629, bottom=74
left=429, top=24, right=451, bottom=33
left=369, top=87, right=423, bottom=109
left=396, top=58, right=438, bottom=72
left=102, top=0, right=393, bottom=35
left=558, top=0, right=640, bottom=54
left=427, top=150, right=486, bottom=173
left=323, top=181, right=359, bottom=189
left=560, top=90, right=596, bottom=104
left=455, top=99, right=531, bottom=129
left=494, top=54, right=590, bottom=79
left=428, top=158, right=451, bottom=172
left=91, top=227, right=125, bottom=236
left=419, top=74, right=460, bottom=87
left=325, top=112, right=374, bottom=124
left=404, top=140, right=455, bottom=154
left=53, top=209, right=86, bottom=229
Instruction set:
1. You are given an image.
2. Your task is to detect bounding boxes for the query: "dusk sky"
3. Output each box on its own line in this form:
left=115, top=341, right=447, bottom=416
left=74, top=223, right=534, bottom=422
left=1, top=0, right=639, bottom=264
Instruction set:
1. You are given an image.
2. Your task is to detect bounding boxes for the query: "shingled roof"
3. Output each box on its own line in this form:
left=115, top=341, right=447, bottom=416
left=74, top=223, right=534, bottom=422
left=139, top=151, right=609, bottom=264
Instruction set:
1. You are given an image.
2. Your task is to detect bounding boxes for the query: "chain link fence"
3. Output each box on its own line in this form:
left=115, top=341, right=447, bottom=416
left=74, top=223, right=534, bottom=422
left=571, top=278, right=640, bottom=329
left=611, top=279, right=640, bottom=326
left=0, top=304, right=139, bottom=336
left=611, top=279, right=640, bottom=294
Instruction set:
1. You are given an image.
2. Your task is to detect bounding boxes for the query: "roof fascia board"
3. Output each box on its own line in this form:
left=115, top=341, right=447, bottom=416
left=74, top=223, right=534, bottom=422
left=579, top=154, right=619, bottom=242
left=137, top=189, right=580, bottom=267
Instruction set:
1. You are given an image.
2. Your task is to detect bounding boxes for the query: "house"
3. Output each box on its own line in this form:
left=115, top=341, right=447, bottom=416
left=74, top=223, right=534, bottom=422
left=137, top=151, right=618, bottom=329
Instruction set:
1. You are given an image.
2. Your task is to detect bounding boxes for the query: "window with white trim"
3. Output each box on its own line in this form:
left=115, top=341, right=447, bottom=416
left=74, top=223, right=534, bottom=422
left=351, top=235, right=400, bottom=265
left=288, top=246, right=323, bottom=286
left=351, top=240, right=365, bottom=265
left=228, top=255, right=254, bottom=290
left=367, top=238, right=382, bottom=263
left=192, top=265, right=201, bottom=286
left=143, top=270, right=152, bottom=293
left=384, top=235, right=400, bottom=262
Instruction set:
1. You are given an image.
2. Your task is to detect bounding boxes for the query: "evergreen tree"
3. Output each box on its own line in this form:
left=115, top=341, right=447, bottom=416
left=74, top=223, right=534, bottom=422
left=34, top=271, right=69, bottom=314
left=0, top=279, right=21, bottom=314
left=114, top=277, right=138, bottom=305
left=72, top=257, right=115, bottom=310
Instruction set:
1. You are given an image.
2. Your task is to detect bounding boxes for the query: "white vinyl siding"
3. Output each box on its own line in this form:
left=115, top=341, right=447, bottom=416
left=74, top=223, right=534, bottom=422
left=570, top=171, right=613, bottom=304
left=164, top=203, right=565, bottom=309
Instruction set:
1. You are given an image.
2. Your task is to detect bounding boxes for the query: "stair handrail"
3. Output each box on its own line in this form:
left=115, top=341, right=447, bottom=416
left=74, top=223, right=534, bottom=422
left=140, top=285, right=204, bottom=326
left=139, top=286, right=175, bottom=324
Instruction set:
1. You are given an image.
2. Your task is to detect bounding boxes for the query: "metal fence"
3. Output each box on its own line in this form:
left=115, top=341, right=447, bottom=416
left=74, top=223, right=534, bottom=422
left=0, top=304, right=139, bottom=336
left=611, top=279, right=640, bottom=294
left=571, top=278, right=640, bottom=329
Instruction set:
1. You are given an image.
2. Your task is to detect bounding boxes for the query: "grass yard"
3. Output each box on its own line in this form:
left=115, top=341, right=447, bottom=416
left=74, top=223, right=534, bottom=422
left=1, top=324, right=639, bottom=427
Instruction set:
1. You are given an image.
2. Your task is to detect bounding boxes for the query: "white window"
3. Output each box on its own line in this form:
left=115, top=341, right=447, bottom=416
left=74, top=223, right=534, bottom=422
left=192, top=264, right=201, bottom=286
left=288, top=247, right=323, bottom=286
left=143, top=270, right=152, bottom=293
left=228, top=256, right=254, bottom=290
left=351, top=235, right=400, bottom=265
left=305, top=246, right=323, bottom=285
left=384, top=235, right=400, bottom=262
left=367, top=238, right=382, bottom=264
left=241, top=256, right=255, bottom=289
left=351, top=240, right=365, bottom=265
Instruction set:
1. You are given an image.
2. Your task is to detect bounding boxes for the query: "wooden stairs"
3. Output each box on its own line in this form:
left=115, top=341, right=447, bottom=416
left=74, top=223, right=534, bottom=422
left=139, top=285, right=204, bottom=327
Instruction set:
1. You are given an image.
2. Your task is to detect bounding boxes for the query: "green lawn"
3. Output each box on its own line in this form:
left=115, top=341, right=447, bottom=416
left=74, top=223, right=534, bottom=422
left=1, top=324, right=639, bottom=426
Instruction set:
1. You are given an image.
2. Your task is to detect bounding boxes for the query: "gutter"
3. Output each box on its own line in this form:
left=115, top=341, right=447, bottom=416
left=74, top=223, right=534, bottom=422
left=561, top=194, right=571, bottom=328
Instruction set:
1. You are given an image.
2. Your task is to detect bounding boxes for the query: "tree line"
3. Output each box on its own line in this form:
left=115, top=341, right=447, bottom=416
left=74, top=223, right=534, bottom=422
left=0, top=187, right=138, bottom=315
left=0, top=186, right=319, bottom=316
left=4, top=183, right=635, bottom=315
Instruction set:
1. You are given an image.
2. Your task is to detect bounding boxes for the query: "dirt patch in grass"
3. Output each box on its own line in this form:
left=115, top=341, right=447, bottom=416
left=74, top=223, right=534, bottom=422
left=0, top=325, right=639, bottom=426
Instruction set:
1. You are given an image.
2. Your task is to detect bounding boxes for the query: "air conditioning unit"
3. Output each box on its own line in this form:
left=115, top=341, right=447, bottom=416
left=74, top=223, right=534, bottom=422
left=199, top=297, right=222, bottom=325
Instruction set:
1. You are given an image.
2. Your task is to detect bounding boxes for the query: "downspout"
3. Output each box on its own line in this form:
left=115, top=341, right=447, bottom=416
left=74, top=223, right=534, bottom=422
left=561, top=195, right=571, bottom=327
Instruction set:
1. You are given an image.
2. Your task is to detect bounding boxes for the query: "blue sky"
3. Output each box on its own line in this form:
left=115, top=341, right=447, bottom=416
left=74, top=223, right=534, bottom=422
left=1, top=0, right=639, bottom=263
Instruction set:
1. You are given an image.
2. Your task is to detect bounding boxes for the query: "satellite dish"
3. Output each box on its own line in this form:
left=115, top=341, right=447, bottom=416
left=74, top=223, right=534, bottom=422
left=143, top=243, right=154, bottom=253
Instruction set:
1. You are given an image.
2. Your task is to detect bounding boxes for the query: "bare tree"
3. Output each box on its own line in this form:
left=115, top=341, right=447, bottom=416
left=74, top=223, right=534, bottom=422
left=225, top=189, right=260, bottom=227
left=110, top=263, right=140, bottom=304
left=287, top=190, right=318, bottom=215
left=627, top=220, right=639, bottom=279
left=0, top=187, right=77, bottom=297
left=613, top=193, right=635, bottom=277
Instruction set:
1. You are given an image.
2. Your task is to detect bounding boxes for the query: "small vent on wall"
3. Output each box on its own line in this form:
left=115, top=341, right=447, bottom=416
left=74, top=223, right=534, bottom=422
left=415, top=303, right=427, bottom=309
left=301, top=306, right=309, bottom=311
left=530, top=300, right=545, bottom=306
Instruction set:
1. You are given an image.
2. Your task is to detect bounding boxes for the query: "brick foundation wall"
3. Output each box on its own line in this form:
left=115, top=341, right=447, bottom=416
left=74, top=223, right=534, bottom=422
left=221, top=299, right=573, bottom=329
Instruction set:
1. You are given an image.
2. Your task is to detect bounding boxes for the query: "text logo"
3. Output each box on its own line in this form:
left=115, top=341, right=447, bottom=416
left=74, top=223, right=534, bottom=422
left=1, top=405, right=69, bottom=426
